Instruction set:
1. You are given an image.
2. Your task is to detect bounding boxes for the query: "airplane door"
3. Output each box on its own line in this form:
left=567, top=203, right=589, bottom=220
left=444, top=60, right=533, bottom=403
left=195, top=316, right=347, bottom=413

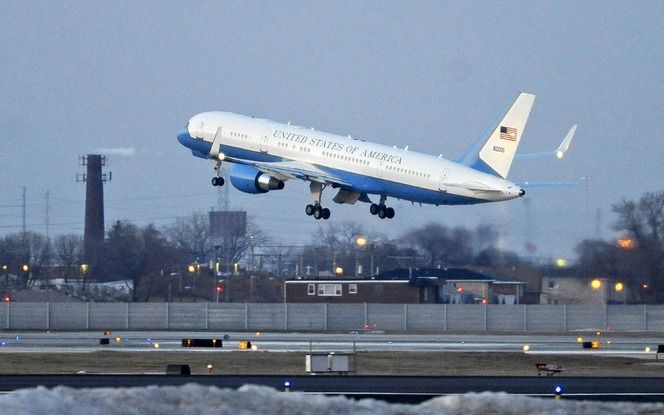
left=438, top=169, right=450, bottom=191
left=260, top=130, right=270, bottom=153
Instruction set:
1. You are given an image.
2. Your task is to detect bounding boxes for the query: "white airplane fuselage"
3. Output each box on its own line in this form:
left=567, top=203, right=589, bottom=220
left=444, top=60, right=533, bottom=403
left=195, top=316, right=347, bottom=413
left=178, top=93, right=534, bottom=219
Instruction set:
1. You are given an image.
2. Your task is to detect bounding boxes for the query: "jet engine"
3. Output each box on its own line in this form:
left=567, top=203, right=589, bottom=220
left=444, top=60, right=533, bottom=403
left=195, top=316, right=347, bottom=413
left=229, top=164, right=285, bottom=194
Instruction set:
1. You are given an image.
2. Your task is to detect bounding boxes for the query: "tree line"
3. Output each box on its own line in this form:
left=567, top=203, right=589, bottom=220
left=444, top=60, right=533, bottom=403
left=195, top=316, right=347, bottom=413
left=1, top=190, right=662, bottom=302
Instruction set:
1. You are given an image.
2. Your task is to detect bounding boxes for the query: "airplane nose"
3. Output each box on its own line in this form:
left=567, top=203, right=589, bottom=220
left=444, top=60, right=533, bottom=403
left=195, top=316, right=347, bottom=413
left=177, top=130, right=191, bottom=146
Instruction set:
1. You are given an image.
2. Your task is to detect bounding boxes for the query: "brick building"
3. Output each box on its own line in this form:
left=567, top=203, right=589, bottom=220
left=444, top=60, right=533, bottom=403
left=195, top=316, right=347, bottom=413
left=284, top=268, right=526, bottom=304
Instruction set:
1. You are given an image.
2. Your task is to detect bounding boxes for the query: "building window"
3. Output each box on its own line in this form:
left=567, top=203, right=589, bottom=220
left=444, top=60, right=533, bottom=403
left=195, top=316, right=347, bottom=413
left=349, top=284, right=357, bottom=294
left=307, top=284, right=315, bottom=295
left=317, top=284, right=342, bottom=296
left=548, top=280, right=558, bottom=289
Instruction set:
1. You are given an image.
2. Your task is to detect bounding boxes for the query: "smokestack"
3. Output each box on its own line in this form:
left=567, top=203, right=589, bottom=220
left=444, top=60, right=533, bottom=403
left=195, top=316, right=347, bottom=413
left=78, top=154, right=111, bottom=265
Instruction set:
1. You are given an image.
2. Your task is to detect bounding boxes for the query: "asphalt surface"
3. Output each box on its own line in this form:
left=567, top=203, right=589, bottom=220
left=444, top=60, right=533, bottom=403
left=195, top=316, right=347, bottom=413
left=2, top=330, right=664, bottom=402
left=1, top=331, right=663, bottom=356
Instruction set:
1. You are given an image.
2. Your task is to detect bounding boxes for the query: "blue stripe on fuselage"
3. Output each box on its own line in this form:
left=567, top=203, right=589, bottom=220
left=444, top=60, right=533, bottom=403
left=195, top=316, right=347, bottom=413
left=177, top=130, right=486, bottom=206
left=317, top=166, right=485, bottom=205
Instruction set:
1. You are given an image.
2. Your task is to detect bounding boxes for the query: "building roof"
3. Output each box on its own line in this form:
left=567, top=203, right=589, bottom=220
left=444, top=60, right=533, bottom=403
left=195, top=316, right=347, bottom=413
left=288, top=267, right=525, bottom=286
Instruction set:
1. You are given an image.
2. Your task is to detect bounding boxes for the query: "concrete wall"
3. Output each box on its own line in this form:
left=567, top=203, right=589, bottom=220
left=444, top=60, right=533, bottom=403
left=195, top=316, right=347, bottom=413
left=1, top=302, right=664, bottom=332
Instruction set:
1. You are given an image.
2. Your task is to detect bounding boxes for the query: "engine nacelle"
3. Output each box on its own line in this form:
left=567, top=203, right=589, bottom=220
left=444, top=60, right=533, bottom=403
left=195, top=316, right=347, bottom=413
left=229, top=164, right=285, bottom=194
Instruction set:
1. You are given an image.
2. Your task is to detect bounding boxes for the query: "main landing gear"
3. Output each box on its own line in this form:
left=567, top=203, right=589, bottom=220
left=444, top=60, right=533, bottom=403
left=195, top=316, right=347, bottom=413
left=211, top=176, right=225, bottom=186
left=370, top=196, right=395, bottom=219
left=305, top=182, right=331, bottom=220
left=305, top=203, right=331, bottom=220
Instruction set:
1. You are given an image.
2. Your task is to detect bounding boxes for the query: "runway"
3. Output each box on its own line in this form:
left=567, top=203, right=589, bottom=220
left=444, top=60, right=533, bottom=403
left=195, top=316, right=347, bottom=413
left=1, top=331, right=663, bottom=356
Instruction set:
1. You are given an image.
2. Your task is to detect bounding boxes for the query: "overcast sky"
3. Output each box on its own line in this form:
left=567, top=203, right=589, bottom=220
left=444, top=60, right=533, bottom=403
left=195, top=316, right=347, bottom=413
left=1, top=1, right=662, bottom=262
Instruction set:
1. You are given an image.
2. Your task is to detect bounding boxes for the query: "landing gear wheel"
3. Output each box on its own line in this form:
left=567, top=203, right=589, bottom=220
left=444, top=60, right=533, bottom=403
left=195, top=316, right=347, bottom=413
left=321, top=208, right=331, bottom=220
left=386, top=207, right=395, bottom=219
left=313, top=206, right=323, bottom=220
left=305, top=204, right=315, bottom=216
left=211, top=177, right=225, bottom=187
left=370, top=204, right=379, bottom=215
left=377, top=206, right=387, bottom=219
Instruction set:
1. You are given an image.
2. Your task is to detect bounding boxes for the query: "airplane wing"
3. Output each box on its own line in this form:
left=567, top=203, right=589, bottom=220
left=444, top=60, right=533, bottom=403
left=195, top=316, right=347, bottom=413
left=223, top=156, right=353, bottom=187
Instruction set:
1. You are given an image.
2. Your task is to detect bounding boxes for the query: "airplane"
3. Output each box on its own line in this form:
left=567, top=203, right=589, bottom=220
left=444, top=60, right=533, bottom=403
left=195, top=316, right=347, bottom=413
left=177, top=92, right=571, bottom=220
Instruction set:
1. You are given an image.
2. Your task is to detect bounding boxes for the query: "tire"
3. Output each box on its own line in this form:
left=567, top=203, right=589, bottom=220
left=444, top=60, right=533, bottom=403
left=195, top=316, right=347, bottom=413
left=369, top=204, right=379, bottom=215
left=211, top=177, right=218, bottom=186
left=377, top=207, right=386, bottom=219
left=305, top=204, right=315, bottom=216
left=313, top=207, right=322, bottom=219
left=386, top=207, right=395, bottom=219
left=322, top=208, right=330, bottom=220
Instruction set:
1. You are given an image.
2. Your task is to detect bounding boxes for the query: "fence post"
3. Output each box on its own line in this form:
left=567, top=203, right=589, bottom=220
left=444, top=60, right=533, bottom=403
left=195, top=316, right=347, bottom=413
left=125, top=302, right=130, bottom=329
left=483, top=304, right=488, bottom=331
left=403, top=304, right=408, bottom=331
left=363, top=303, right=368, bottom=327
left=165, top=303, right=170, bottom=329
left=86, top=302, right=90, bottom=330
left=603, top=303, right=608, bottom=330
left=563, top=304, right=567, bottom=331
left=46, top=302, right=50, bottom=330
left=284, top=302, right=288, bottom=331
left=244, top=303, right=249, bottom=330
left=644, top=304, right=648, bottom=330
left=205, top=302, right=209, bottom=330
left=324, top=303, right=328, bottom=331
left=523, top=304, right=528, bottom=331
left=443, top=304, right=447, bottom=332
left=5, top=302, right=9, bottom=329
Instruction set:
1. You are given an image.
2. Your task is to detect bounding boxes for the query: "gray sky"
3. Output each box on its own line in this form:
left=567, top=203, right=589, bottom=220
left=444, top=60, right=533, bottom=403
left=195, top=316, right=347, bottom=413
left=1, top=1, right=662, bottom=262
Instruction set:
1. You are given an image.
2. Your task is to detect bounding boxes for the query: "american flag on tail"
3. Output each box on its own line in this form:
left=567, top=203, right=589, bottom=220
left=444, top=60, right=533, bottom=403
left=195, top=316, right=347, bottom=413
left=500, top=126, right=517, bottom=141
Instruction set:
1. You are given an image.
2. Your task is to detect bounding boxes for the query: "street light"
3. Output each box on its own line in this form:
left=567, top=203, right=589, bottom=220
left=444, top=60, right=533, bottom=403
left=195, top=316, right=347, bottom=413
left=355, top=235, right=367, bottom=247
left=591, top=279, right=602, bottom=289
left=617, top=238, right=635, bottom=249
left=615, top=282, right=624, bottom=292
left=555, top=258, right=567, bottom=268
left=334, top=266, right=344, bottom=276
left=354, top=235, right=368, bottom=277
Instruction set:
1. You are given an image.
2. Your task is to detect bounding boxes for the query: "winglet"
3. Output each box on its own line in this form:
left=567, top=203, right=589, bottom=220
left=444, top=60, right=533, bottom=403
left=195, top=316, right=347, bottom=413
left=555, top=125, right=577, bottom=159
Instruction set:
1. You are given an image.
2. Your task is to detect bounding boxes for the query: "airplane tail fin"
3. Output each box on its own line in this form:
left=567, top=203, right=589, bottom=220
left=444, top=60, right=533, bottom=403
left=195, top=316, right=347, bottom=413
left=459, top=92, right=536, bottom=179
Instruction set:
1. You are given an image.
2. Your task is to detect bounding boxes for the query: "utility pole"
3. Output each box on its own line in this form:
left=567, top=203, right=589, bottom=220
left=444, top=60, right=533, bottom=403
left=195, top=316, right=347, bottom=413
left=21, top=186, right=26, bottom=237
left=45, top=191, right=50, bottom=239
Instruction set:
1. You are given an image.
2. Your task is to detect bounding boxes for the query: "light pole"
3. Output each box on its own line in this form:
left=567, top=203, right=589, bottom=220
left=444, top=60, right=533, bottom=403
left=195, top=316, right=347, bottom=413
left=249, top=235, right=255, bottom=273
left=355, top=235, right=367, bottom=277
left=2, top=264, right=8, bottom=286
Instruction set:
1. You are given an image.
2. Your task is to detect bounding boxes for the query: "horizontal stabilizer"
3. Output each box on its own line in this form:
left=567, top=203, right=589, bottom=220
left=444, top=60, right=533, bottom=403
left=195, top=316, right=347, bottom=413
left=514, top=125, right=577, bottom=161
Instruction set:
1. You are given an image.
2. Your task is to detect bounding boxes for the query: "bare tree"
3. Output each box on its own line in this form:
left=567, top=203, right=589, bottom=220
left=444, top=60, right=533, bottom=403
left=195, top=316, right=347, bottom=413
left=164, top=212, right=210, bottom=261
left=404, top=223, right=474, bottom=268
left=54, top=234, right=82, bottom=283
left=612, top=190, right=664, bottom=301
